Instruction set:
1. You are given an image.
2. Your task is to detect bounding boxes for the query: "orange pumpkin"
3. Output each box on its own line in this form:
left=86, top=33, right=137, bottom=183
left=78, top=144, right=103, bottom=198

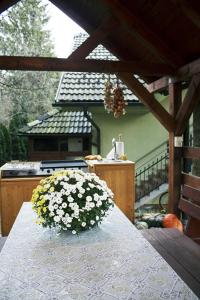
left=162, top=214, right=183, bottom=232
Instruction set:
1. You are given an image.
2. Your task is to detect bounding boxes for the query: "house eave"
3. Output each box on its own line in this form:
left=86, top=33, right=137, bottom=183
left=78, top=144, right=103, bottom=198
left=52, top=101, right=144, bottom=108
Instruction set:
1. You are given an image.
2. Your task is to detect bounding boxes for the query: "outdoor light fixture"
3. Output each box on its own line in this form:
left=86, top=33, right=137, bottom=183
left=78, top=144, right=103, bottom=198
left=174, top=136, right=183, bottom=147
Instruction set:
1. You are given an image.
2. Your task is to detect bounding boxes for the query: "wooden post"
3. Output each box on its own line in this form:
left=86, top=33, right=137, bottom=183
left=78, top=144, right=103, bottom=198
left=168, top=83, right=182, bottom=214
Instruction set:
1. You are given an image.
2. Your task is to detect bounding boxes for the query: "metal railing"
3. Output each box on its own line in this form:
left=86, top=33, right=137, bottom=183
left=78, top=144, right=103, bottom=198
left=135, top=141, right=169, bottom=201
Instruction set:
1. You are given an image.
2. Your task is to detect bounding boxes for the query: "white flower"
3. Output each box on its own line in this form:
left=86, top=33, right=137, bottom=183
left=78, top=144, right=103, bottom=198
left=54, top=204, right=58, bottom=209
left=68, top=196, right=74, bottom=202
left=96, top=201, right=102, bottom=207
left=90, top=220, right=95, bottom=225
left=86, top=196, right=92, bottom=202
left=49, top=212, right=55, bottom=217
left=57, top=209, right=64, bottom=216
left=81, top=222, right=86, bottom=227
left=62, top=202, right=67, bottom=208
left=79, top=188, right=85, bottom=194
left=72, top=230, right=76, bottom=234
left=89, top=183, right=95, bottom=188
left=78, top=193, right=82, bottom=198
left=62, top=217, right=67, bottom=223
left=56, top=198, right=62, bottom=204
left=54, top=215, right=60, bottom=222
left=67, top=217, right=72, bottom=223
left=90, top=202, right=95, bottom=208
left=49, top=205, right=54, bottom=212
left=96, top=216, right=99, bottom=220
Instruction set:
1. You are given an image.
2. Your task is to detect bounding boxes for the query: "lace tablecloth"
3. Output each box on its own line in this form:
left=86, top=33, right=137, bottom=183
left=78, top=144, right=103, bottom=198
left=0, top=203, right=198, bottom=300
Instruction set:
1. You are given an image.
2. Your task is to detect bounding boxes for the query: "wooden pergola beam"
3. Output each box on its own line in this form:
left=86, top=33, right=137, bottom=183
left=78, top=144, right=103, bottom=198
left=67, top=16, right=119, bottom=60
left=147, top=58, right=200, bottom=93
left=175, top=58, right=200, bottom=82
left=178, top=0, right=200, bottom=30
left=168, top=83, right=182, bottom=214
left=102, top=0, right=183, bottom=66
left=175, top=74, right=200, bottom=135
left=0, top=56, right=174, bottom=75
left=0, top=56, right=172, bottom=75
left=118, top=73, right=175, bottom=132
left=147, top=77, right=169, bottom=93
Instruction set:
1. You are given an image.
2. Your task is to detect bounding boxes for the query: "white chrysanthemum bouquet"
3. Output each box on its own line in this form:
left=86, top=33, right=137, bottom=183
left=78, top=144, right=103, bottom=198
left=31, top=170, right=114, bottom=234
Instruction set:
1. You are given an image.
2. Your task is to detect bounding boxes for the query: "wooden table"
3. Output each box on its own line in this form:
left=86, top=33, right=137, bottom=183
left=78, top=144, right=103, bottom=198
left=0, top=203, right=198, bottom=299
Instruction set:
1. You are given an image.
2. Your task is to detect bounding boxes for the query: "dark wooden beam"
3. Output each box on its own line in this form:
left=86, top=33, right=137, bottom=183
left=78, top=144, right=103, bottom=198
left=183, top=147, right=200, bottom=159
left=175, top=74, right=200, bottom=135
left=148, top=58, right=200, bottom=93
left=67, top=16, right=119, bottom=60
left=147, top=77, right=169, bottom=93
left=0, top=0, right=19, bottom=14
left=0, top=56, right=174, bottom=75
left=51, top=0, right=155, bottom=84
left=183, top=173, right=200, bottom=188
left=178, top=0, right=200, bottom=30
left=182, top=185, right=200, bottom=203
left=49, top=0, right=94, bottom=33
left=118, top=73, right=175, bottom=131
left=168, top=82, right=182, bottom=214
left=174, top=58, right=200, bottom=82
left=102, top=0, right=183, bottom=66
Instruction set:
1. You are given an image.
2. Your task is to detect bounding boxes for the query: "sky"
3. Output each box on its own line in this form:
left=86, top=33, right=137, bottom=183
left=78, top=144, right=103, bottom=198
left=43, top=0, right=85, bottom=58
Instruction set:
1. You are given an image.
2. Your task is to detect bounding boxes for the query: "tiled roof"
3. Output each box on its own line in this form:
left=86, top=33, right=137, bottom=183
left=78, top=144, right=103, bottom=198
left=19, top=110, right=92, bottom=135
left=55, top=33, right=142, bottom=105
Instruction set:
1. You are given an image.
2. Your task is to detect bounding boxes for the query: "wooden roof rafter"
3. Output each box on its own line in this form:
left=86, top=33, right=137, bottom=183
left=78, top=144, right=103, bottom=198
left=175, top=73, right=200, bottom=135
left=147, top=58, right=200, bottom=93
left=117, top=73, right=175, bottom=132
left=0, top=56, right=175, bottom=75
left=177, top=0, right=200, bottom=30
left=67, top=15, right=119, bottom=60
left=102, top=0, right=184, bottom=67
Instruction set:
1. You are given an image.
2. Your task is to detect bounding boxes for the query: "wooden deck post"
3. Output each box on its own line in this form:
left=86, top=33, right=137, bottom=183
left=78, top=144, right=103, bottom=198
left=168, top=82, right=182, bottom=214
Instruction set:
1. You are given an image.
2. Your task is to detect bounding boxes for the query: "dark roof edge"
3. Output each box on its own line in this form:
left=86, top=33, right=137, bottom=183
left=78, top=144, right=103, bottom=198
left=18, top=133, right=92, bottom=137
left=52, top=102, right=144, bottom=107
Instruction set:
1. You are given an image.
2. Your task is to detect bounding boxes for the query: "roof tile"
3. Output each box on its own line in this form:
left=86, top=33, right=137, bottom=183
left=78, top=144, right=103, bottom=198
left=19, top=110, right=92, bottom=135
left=55, top=33, right=142, bottom=105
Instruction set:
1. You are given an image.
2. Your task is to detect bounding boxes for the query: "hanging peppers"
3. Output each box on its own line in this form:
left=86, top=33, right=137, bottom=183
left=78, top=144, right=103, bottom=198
left=104, top=76, right=128, bottom=118
left=113, top=83, right=127, bottom=118
left=104, top=78, right=113, bottom=113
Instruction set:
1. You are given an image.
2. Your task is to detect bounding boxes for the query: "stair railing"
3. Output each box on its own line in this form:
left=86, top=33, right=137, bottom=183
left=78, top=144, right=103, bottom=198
left=135, top=141, right=169, bottom=201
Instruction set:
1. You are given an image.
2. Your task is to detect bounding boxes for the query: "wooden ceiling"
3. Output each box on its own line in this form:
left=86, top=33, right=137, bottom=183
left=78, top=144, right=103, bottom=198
left=0, top=0, right=200, bottom=132
left=1, top=0, right=200, bottom=79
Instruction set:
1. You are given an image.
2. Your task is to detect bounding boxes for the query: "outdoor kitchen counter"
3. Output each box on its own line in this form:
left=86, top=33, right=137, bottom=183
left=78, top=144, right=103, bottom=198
left=0, top=160, right=135, bottom=236
left=87, top=159, right=135, bottom=222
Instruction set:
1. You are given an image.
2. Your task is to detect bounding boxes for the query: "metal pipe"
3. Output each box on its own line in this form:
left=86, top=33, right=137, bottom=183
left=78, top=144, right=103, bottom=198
left=83, top=107, right=101, bottom=154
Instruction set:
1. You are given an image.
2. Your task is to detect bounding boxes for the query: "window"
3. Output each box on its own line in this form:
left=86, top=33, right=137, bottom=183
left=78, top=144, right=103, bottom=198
left=83, top=137, right=90, bottom=151
left=34, top=138, right=58, bottom=151
left=68, top=137, right=83, bottom=152
left=59, top=139, right=68, bottom=151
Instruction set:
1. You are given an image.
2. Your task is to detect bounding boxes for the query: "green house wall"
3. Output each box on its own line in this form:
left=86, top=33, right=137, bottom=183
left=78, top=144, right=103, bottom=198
left=89, top=94, right=169, bottom=162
